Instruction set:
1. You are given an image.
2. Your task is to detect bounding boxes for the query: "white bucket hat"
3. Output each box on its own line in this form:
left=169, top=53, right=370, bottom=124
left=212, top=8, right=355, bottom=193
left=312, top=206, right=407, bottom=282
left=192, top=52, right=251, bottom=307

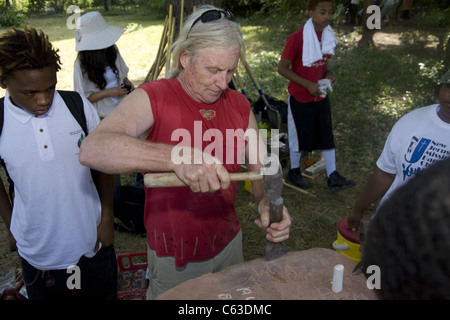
left=75, top=11, right=124, bottom=51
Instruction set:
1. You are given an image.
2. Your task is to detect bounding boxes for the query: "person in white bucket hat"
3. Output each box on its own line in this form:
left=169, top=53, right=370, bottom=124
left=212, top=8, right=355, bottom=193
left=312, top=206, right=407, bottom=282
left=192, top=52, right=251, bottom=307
left=73, top=11, right=134, bottom=119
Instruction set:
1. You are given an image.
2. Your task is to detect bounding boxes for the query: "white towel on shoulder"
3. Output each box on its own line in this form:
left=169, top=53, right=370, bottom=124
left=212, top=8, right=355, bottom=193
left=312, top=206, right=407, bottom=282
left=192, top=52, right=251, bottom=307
left=302, top=18, right=338, bottom=67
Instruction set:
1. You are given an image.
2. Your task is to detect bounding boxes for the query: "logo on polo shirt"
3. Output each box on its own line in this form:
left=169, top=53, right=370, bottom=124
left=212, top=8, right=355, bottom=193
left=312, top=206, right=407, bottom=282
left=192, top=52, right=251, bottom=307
left=77, top=133, right=85, bottom=148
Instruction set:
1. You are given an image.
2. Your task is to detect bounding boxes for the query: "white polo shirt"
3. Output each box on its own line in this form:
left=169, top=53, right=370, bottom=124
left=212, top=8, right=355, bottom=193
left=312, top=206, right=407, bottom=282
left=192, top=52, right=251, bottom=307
left=0, top=90, right=102, bottom=270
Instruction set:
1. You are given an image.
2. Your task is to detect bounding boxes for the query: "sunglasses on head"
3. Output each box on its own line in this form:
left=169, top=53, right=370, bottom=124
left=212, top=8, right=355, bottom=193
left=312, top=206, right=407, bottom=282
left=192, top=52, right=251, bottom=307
left=187, top=9, right=233, bottom=37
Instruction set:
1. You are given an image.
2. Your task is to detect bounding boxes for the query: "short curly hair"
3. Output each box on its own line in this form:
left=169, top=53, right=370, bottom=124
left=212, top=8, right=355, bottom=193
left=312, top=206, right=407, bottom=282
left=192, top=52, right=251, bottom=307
left=307, top=0, right=335, bottom=11
left=361, top=157, right=450, bottom=299
left=0, top=26, right=61, bottom=84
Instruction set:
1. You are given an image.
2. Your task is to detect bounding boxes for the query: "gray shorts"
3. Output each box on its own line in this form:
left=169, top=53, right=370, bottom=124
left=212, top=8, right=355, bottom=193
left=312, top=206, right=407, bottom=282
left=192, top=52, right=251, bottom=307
left=146, top=230, right=243, bottom=300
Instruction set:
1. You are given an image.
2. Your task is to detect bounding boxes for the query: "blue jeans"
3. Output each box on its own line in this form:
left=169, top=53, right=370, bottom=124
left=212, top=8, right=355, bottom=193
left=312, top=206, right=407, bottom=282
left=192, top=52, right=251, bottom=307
left=21, top=246, right=117, bottom=300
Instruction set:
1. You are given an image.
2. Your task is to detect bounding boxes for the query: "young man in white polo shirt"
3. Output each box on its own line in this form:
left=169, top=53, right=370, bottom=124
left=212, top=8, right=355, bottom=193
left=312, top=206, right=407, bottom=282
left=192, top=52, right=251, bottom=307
left=0, top=27, right=116, bottom=300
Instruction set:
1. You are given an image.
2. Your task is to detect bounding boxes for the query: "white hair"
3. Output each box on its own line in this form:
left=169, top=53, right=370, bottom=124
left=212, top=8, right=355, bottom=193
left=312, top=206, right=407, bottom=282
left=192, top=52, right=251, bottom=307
left=167, top=5, right=246, bottom=78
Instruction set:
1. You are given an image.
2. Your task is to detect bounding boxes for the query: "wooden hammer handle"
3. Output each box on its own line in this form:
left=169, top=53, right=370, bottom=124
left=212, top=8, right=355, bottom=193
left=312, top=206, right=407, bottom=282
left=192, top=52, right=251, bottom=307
left=144, top=171, right=263, bottom=188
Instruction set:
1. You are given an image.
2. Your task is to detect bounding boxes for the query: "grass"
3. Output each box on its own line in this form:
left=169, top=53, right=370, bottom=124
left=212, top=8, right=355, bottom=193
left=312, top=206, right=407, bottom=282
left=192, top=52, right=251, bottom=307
left=0, top=11, right=165, bottom=96
left=236, top=17, right=447, bottom=260
left=0, top=10, right=448, bottom=272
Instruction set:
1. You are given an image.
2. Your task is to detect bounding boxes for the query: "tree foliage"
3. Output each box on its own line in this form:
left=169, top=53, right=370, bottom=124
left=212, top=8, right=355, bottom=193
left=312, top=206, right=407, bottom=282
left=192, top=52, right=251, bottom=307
left=3, top=0, right=450, bottom=16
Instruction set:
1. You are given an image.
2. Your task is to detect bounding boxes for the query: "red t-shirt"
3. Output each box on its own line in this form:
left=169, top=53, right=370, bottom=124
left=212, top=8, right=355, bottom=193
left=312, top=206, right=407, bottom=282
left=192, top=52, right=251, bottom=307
left=281, top=27, right=331, bottom=102
left=139, top=79, right=251, bottom=267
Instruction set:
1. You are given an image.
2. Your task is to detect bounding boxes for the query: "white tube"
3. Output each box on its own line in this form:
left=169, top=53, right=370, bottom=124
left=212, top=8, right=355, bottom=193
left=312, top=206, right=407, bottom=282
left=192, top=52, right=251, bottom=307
left=332, top=264, right=344, bottom=293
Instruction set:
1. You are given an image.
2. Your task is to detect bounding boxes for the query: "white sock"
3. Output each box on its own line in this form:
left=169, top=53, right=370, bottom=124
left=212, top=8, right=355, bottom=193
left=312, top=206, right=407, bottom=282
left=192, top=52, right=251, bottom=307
left=321, top=149, right=336, bottom=176
left=290, top=151, right=301, bottom=169
left=288, top=96, right=301, bottom=169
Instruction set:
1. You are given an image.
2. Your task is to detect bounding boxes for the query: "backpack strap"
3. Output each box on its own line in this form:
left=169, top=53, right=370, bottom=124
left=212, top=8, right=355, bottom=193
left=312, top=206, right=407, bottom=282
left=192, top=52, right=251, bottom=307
left=0, top=91, right=89, bottom=203
left=58, top=90, right=99, bottom=183
left=0, top=91, right=87, bottom=137
left=0, top=96, right=4, bottom=136
left=0, top=96, right=14, bottom=202
left=58, top=90, right=88, bottom=136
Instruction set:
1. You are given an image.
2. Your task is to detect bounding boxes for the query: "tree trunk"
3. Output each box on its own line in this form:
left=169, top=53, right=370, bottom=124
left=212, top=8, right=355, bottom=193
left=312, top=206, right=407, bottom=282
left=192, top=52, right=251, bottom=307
left=167, top=0, right=222, bottom=40
left=359, top=0, right=375, bottom=47
left=104, top=0, right=111, bottom=11
left=444, top=33, right=450, bottom=70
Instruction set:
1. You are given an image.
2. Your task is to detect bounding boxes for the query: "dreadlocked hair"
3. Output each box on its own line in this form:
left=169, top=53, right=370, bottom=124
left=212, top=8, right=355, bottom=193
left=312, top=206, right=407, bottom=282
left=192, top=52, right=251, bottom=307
left=0, top=26, right=61, bottom=84
left=77, top=45, right=119, bottom=90
left=361, top=157, right=450, bottom=300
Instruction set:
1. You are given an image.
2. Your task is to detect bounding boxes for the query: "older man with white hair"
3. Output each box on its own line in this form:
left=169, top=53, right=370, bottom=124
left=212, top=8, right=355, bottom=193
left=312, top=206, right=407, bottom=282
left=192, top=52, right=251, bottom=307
left=79, top=5, right=291, bottom=299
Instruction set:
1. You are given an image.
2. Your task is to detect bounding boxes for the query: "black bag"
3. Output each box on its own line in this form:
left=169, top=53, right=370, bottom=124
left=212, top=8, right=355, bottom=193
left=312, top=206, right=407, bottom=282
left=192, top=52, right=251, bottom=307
left=252, top=95, right=288, bottom=125
left=113, top=185, right=146, bottom=235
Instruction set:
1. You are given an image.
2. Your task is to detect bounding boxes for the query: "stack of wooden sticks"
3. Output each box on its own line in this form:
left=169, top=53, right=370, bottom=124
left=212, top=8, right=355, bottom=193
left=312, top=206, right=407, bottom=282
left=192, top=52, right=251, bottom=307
left=144, top=3, right=179, bottom=82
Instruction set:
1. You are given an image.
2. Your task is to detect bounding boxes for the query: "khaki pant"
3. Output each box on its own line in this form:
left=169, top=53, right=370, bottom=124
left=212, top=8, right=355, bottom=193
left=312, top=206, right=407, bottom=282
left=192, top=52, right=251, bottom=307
left=146, top=230, right=243, bottom=300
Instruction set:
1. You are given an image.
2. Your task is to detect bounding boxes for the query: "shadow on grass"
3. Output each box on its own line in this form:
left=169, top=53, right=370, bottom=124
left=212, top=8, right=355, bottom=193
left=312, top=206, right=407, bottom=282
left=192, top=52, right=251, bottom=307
left=237, top=23, right=446, bottom=260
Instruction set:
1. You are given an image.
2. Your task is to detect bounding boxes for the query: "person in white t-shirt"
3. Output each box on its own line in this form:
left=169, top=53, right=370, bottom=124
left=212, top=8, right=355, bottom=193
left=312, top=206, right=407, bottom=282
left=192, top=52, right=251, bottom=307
left=73, top=11, right=134, bottom=119
left=0, top=26, right=116, bottom=300
left=348, top=68, right=450, bottom=231
left=360, top=157, right=450, bottom=299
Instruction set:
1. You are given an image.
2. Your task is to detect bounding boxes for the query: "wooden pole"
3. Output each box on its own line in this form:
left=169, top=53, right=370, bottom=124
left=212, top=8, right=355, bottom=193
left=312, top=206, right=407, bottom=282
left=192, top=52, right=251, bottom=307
left=155, top=15, right=170, bottom=80
left=179, top=0, right=184, bottom=34
left=144, top=15, right=169, bottom=82
left=166, top=15, right=175, bottom=76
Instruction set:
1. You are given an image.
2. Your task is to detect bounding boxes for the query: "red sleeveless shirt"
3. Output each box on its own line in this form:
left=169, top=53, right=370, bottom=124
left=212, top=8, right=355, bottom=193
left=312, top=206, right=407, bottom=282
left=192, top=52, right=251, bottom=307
left=139, top=79, right=251, bottom=267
